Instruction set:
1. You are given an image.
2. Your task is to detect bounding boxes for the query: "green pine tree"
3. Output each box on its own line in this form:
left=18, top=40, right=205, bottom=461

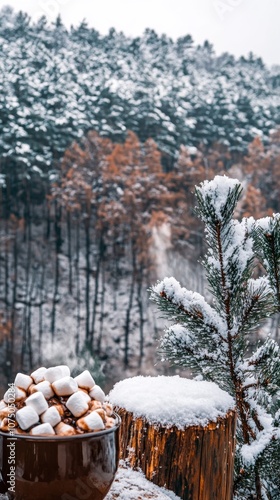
left=150, top=175, right=280, bottom=499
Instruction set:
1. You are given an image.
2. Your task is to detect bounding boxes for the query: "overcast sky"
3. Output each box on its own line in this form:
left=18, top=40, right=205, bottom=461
left=1, top=0, right=279, bottom=66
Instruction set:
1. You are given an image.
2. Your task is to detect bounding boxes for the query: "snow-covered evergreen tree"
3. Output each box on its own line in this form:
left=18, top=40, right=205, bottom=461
left=150, top=175, right=280, bottom=499
left=0, top=6, right=280, bottom=185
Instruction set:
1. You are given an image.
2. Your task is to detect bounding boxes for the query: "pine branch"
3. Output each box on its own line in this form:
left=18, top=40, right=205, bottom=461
left=150, top=277, right=225, bottom=341
left=253, top=215, right=280, bottom=308
left=233, top=278, right=276, bottom=340
left=246, top=339, right=280, bottom=397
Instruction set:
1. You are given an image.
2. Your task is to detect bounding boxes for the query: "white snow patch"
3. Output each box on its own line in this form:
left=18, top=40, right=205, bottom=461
left=109, top=376, right=235, bottom=429
left=197, top=175, right=240, bottom=220
left=153, top=276, right=226, bottom=336
left=106, top=462, right=180, bottom=499
left=241, top=414, right=275, bottom=466
left=255, top=214, right=280, bottom=233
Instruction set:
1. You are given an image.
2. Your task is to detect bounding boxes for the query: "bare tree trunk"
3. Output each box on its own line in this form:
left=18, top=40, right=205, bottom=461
left=21, top=190, right=32, bottom=369
left=9, top=221, right=18, bottom=376
left=38, top=261, right=45, bottom=364
left=97, top=260, right=106, bottom=354
left=84, top=216, right=91, bottom=347
left=2, top=184, right=11, bottom=380
left=26, top=265, right=37, bottom=369
left=4, top=217, right=9, bottom=312
left=90, top=235, right=104, bottom=349
left=75, top=215, right=81, bottom=354
left=136, top=276, right=145, bottom=367
left=46, top=201, right=51, bottom=240
left=38, top=202, right=48, bottom=363
left=67, top=210, right=73, bottom=295
left=112, top=242, right=119, bottom=312
left=124, top=244, right=136, bottom=368
left=51, top=201, right=62, bottom=340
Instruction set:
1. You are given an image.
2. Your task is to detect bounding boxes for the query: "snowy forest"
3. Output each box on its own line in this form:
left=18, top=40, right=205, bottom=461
left=0, top=6, right=280, bottom=393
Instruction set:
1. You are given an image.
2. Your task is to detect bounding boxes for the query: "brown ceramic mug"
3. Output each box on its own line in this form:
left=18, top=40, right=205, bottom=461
left=0, top=413, right=120, bottom=500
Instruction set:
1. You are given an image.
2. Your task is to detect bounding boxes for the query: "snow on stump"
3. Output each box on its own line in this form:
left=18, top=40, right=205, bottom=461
left=109, top=376, right=236, bottom=500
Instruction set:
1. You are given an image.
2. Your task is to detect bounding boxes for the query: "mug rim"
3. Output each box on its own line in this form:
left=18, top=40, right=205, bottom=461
left=0, top=412, right=121, bottom=442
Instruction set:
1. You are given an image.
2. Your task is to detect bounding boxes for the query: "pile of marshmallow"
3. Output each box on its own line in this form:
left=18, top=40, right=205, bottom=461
left=0, top=365, right=115, bottom=436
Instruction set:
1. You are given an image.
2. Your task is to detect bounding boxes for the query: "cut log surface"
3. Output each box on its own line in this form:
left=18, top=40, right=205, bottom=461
left=109, top=376, right=236, bottom=500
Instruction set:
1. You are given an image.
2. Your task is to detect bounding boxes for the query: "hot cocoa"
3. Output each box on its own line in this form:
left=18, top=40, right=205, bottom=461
left=0, top=366, right=115, bottom=436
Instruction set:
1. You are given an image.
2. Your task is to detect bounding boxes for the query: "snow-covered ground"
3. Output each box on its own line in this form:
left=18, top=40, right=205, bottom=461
left=106, top=462, right=180, bottom=500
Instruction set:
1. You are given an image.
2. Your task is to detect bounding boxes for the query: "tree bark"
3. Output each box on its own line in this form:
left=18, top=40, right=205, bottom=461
left=90, top=235, right=104, bottom=348
left=117, top=408, right=236, bottom=500
left=97, top=259, right=105, bottom=354
left=136, top=273, right=145, bottom=367
left=124, top=276, right=134, bottom=368
left=75, top=215, right=81, bottom=354
left=51, top=201, right=62, bottom=340
left=84, top=216, right=91, bottom=346
left=67, top=210, right=73, bottom=295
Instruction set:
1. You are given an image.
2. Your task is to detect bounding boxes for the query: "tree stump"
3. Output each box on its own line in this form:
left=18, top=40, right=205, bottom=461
left=109, top=376, right=236, bottom=500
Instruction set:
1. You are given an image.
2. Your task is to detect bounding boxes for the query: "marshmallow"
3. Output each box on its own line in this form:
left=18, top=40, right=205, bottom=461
left=44, top=366, right=71, bottom=384
left=14, top=373, right=33, bottom=391
left=28, top=384, right=37, bottom=395
left=89, top=385, right=105, bottom=403
left=88, top=400, right=102, bottom=411
left=31, top=367, right=47, bottom=384
left=55, top=422, right=76, bottom=436
left=74, top=370, right=95, bottom=391
left=53, top=404, right=65, bottom=417
left=30, top=423, right=55, bottom=436
left=16, top=406, right=39, bottom=430
left=78, top=391, right=91, bottom=404
left=52, top=376, right=78, bottom=397
left=103, top=403, right=113, bottom=417
left=0, top=418, right=18, bottom=434
left=94, top=408, right=106, bottom=422
left=0, top=420, right=8, bottom=432
left=25, top=392, right=48, bottom=415
left=4, top=387, right=26, bottom=403
left=0, top=407, right=14, bottom=419
left=41, top=406, right=61, bottom=427
left=66, top=392, right=89, bottom=418
left=33, top=381, right=54, bottom=400
left=105, top=417, right=116, bottom=429
left=0, top=400, right=7, bottom=411
left=77, top=411, right=105, bottom=432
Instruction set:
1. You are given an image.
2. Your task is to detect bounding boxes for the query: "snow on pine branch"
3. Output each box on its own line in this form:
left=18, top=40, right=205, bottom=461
left=255, top=214, right=280, bottom=233
left=161, top=324, right=221, bottom=363
left=195, top=176, right=256, bottom=296
left=253, top=214, right=280, bottom=302
left=205, top=218, right=255, bottom=296
left=151, top=276, right=226, bottom=338
left=158, top=323, right=231, bottom=383
left=240, top=407, right=277, bottom=467
left=195, top=175, right=241, bottom=222
left=230, top=277, right=275, bottom=339
left=238, top=338, right=280, bottom=396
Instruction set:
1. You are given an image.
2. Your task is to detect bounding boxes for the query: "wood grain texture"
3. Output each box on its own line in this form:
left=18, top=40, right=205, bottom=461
left=116, top=408, right=236, bottom=500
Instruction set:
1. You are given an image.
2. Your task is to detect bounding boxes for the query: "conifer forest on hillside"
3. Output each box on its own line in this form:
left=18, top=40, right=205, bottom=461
left=0, top=7, right=280, bottom=391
